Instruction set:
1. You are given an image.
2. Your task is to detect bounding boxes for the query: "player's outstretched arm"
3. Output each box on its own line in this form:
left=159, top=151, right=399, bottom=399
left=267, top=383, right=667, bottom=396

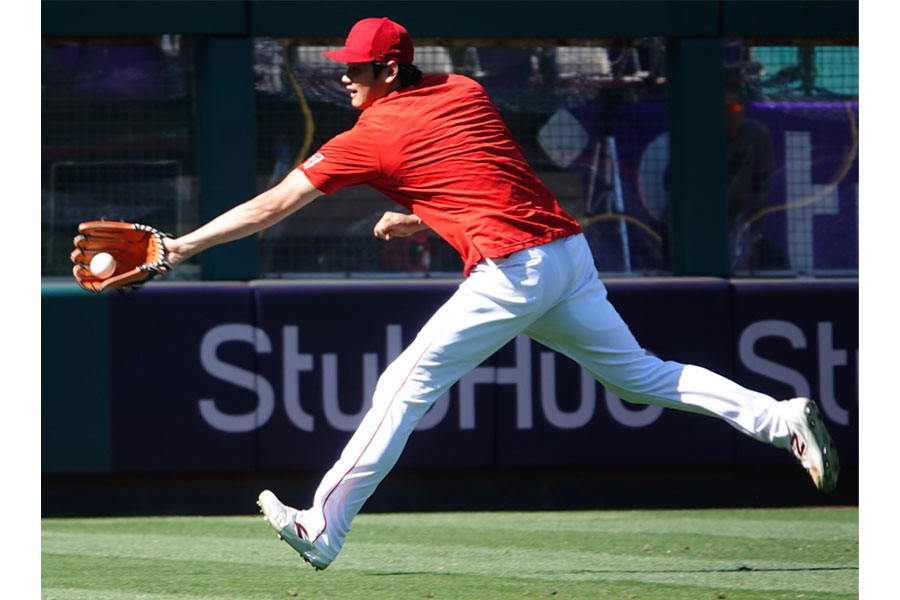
left=373, top=210, right=429, bottom=241
left=165, top=169, right=323, bottom=265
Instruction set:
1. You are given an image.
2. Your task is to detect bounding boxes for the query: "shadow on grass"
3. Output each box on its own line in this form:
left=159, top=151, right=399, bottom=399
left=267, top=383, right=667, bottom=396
left=564, top=566, right=859, bottom=574
left=367, top=566, right=859, bottom=576
left=368, top=571, right=460, bottom=577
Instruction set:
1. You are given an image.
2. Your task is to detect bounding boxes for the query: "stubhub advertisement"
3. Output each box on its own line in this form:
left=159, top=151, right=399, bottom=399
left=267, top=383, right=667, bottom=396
left=103, top=279, right=858, bottom=474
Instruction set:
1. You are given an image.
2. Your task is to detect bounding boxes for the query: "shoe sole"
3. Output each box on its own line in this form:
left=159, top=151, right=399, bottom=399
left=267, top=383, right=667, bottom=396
left=256, top=499, right=330, bottom=571
left=802, top=400, right=840, bottom=493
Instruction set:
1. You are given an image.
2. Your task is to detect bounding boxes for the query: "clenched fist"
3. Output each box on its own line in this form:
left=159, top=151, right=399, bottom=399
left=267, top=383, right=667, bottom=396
left=373, top=211, right=429, bottom=241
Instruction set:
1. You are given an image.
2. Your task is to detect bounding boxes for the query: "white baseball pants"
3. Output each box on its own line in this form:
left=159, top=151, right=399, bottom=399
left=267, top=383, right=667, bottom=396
left=302, top=233, right=792, bottom=561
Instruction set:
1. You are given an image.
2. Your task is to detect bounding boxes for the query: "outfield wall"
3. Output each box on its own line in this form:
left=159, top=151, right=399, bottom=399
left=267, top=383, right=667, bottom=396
left=43, top=279, right=858, bottom=481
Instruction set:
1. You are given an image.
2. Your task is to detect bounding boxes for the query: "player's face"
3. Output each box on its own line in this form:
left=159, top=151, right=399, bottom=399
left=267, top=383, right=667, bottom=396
left=341, top=62, right=392, bottom=111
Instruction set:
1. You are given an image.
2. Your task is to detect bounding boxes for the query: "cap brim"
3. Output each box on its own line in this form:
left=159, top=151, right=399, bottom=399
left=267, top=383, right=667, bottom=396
left=322, top=48, right=376, bottom=63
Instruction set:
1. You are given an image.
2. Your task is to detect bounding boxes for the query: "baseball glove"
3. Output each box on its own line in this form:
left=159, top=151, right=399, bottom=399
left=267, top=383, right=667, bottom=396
left=71, top=221, right=173, bottom=292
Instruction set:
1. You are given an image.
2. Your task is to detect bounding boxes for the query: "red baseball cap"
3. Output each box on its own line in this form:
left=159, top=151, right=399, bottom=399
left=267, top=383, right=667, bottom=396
left=322, top=18, right=414, bottom=65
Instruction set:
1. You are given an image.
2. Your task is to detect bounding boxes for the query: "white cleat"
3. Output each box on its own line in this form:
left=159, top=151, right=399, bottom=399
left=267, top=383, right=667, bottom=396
left=257, top=489, right=332, bottom=570
left=783, top=398, right=840, bottom=493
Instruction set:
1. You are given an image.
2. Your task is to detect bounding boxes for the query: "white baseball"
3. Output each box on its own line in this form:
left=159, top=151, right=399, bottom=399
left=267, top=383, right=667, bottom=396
left=90, top=252, right=117, bottom=279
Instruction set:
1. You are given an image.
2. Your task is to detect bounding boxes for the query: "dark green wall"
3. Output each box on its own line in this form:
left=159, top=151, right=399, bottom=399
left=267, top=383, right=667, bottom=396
left=666, top=37, right=730, bottom=276
left=195, top=37, right=259, bottom=280
left=42, top=286, right=111, bottom=473
left=41, top=1, right=858, bottom=38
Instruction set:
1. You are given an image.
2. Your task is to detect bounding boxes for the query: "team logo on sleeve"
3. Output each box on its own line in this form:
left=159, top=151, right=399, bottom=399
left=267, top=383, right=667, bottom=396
left=302, top=152, right=326, bottom=170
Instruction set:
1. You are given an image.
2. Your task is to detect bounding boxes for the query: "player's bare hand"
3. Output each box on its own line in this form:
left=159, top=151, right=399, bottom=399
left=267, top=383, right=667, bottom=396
left=162, top=237, right=188, bottom=266
left=373, top=211, right=428, bottom=241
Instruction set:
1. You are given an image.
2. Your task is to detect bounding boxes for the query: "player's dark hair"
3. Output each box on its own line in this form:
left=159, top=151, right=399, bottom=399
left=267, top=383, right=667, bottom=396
left=372, top=61, right=423, bottom=88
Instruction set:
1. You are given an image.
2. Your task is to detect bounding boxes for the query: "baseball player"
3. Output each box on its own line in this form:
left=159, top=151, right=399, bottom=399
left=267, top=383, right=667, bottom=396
left=158, top=18, right=839, bottom=570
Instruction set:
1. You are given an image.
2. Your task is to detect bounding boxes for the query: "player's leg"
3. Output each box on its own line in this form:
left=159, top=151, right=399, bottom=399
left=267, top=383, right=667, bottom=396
left=527, top=285, right=789, bottom=444
left=271, top=241, right=574, bottom=566
left=523, top=234, right=837, bottom=488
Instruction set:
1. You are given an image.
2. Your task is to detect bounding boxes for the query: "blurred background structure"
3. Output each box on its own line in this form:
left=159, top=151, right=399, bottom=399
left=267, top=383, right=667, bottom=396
left=42, top=1, right=859, bottom=516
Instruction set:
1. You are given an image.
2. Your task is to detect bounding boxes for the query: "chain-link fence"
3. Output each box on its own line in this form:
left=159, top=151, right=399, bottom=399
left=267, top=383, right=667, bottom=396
left=41, top=35, right=858, bottom=279
left=253, top=37, right=671, bottom=277
left=723, top=40, right=858, bottom=276
left=41, top=36, right=198, bottom=278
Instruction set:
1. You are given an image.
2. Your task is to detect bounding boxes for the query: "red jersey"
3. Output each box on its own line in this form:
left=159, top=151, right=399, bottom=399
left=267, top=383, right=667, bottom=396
left=299, top=74, right=582, bottom=276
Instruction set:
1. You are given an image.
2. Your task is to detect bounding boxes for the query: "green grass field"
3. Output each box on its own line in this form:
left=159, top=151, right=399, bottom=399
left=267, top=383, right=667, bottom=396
left=42, top=507, right=858, bottom=600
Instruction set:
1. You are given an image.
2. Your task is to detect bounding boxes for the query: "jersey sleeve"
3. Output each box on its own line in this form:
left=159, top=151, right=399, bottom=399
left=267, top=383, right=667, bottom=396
left=297, top=125, right=381, bottom=195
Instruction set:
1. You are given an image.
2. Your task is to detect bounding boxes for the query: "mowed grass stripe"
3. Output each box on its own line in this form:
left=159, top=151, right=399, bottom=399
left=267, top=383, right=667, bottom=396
left=42, top=587, right=235, bottom=600
left=42, top=525, right=857, bottom=572
left=349, top=521, right=858, bottom=564
left=42, top=508, right=860, bottom=546
left=42, top=533, right=852, bottom=574
left=41, top=515, right=261, bottom=536
left=42, top=509, right=858, bottom=600
left=364, top=508, right=859, bottom=540
left=334, top=541, right=857, bottom=594
left=42, top=532, right=284, bottom=565
left=42, top=550, right=856, bottom=600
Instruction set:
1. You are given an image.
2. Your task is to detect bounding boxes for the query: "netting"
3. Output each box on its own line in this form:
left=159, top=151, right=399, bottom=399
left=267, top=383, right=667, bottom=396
left=40, top=36, right=858, bottom=280
left=41, top=36, right=197, bottom=277
left=253, top=38, right=671, bottom=277
left=724, top=40, right=858, bottom=275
